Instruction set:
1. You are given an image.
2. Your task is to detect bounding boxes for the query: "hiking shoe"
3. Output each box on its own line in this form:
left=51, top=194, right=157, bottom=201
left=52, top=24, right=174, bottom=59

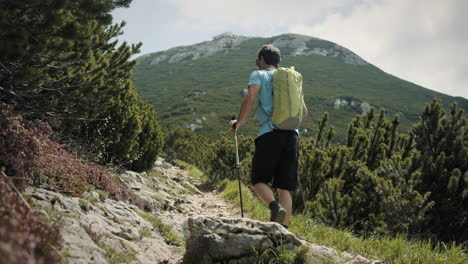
left=269, top=201, right=286, bottom=223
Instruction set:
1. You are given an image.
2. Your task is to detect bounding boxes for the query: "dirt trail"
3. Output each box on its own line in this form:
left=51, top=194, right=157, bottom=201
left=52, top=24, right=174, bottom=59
left=156, top=162, right=241, bottom=238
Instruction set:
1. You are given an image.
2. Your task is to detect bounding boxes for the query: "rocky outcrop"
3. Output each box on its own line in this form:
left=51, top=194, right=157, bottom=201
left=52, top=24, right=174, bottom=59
left=149, top=33, right=248, bottom=65
left=25, top=179, right=183, bottom=264
left=183, top=216, right=384, bottom=264
left=146, top=33, right=368, bottom=66
left=333, top=98, right=371, bottom=115
left=183, top=217, right=301, bottom=263
left=272, top=34, right=369, bottom=66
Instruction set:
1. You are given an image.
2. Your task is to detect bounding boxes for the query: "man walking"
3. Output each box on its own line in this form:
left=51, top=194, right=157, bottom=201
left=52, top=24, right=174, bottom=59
left=229, top=44, right=307, bottom=228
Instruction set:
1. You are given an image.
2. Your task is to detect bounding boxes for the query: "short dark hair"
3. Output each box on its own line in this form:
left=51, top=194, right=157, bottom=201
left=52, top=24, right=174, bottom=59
left=257, top=44, right=281, bottom=67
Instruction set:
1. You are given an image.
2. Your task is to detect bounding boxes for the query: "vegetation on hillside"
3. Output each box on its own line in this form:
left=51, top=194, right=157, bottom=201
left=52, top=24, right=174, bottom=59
left=164, top=99, right=467, bottom=245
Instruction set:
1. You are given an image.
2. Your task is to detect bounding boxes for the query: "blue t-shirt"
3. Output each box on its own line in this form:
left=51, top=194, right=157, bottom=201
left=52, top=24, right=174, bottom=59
left=248, top=68, right=276, bottom=138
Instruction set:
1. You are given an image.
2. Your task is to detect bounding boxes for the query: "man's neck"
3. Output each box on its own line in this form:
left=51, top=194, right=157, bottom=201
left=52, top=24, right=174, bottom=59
left=260, top=64, right=276, bottom=70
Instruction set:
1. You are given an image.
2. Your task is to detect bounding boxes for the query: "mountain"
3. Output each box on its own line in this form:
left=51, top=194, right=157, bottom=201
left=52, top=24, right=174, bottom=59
left=132, top=32, right=468, bottom=141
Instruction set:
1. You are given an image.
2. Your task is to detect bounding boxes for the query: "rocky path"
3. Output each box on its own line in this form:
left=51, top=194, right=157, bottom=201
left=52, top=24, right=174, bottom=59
left=154, top=159, right=240, bottom=242
left=24, top=158, right=240, bottom=264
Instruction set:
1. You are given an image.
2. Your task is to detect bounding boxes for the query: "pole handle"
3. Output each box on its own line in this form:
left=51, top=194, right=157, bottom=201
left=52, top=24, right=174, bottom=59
left=231, top=114, right=237, bottom=130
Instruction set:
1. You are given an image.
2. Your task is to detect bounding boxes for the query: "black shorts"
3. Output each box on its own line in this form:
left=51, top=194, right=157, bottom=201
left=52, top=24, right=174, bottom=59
left=251, top=130, right=299, bottom=191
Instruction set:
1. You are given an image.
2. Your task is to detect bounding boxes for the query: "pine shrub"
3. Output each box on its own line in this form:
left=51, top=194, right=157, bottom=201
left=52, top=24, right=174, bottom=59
left=410, top=100, right=467, bottom=242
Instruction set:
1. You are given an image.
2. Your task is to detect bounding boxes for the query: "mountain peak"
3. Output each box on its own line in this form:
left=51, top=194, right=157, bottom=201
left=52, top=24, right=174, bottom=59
left=143, top=33, right=249, bottom=65
left=140, top=33, right=368, bottom=66
left=272, top=34, right=368, bottom=66
left=213, top=32, right=237, bottom=40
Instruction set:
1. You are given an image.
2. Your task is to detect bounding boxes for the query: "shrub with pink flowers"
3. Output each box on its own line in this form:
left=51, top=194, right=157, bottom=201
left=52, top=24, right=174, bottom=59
left=0, top=106, right=128, bottom=199
left=0, top=176, right=62, bottom=264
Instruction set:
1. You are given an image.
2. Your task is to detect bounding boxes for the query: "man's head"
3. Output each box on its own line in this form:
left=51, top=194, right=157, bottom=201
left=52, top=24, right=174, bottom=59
left=257, top=44, right=281, bottom=68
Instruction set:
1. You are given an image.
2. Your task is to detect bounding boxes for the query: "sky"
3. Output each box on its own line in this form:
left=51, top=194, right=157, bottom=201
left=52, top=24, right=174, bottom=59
left=111, top=0, right=468, bottom=99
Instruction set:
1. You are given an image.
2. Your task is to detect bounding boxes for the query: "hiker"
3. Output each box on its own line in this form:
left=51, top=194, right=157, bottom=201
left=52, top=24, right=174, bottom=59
left=229, top=44, right=308, bottom=228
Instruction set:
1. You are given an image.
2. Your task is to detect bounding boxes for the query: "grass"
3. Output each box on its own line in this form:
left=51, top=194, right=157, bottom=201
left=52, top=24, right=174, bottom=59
left=139, top=226, right=152, bottom=239
left=85, top=184, right=95, bottom=192
left=179, top=181, right=197, bottom=195
left=96, top=190, right=108, bottom=201
left=79, top=199, right=91, bottom=212
left=137, top=211, right=184, bottom=247
left=147, top=170, right=166, bottom=179
left=151, top=195, right=164, bottom=203
left=86, top=196, right=99, bottom=205
left=174, top=159, right=204, bottom=180
left=99, top=243, right=137, bottom=264
left=221, top=180, right=467, bottom=264
left=253, top=242, right=311, bottom=264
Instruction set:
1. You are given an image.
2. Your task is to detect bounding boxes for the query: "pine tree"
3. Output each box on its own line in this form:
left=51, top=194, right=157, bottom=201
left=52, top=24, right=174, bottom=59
left=296, top=138, right=332, bottom=210
left=373, top=155, right=433, bottom=235
left=410, top=99, right=467, bottom=242
left=294, top=113, right=337, bottom=210
left=309, top=178, right=352, bottom=228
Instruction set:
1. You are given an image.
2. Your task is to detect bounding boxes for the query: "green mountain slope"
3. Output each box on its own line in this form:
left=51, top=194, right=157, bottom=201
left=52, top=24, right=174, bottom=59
left=132, top=33, right=468, bottom=141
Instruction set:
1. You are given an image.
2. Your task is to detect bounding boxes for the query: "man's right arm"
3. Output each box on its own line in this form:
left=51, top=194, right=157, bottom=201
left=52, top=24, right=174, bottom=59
left=229, top=84, right=260, bottom=131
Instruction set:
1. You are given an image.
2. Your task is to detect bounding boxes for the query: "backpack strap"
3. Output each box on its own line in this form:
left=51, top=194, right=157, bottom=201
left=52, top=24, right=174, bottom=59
left=257, top=68, right=277, bottom=127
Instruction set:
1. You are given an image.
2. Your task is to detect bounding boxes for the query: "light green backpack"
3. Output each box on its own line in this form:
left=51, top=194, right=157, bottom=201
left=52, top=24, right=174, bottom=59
left=271, top=66, right=304, bottom=130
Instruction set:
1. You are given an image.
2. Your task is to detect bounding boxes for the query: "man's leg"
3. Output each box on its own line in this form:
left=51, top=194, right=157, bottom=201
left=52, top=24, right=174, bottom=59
left=277, top=188, right=292, bottom=226
left=251, top=182, right=274, bottom=206
left=252, top=182, right=287, bottom=223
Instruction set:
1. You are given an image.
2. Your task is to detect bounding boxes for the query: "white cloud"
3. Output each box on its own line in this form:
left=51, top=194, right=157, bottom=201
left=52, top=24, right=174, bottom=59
left=289, top=0, right=468, bottom=98
left=161, top=0, right=351, bottom=32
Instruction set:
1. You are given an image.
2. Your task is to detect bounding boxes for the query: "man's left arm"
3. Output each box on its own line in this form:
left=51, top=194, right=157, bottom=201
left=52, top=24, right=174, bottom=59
left=302, top=100, right=308, bottom=119
left=229, top=84, right=260, bottom=131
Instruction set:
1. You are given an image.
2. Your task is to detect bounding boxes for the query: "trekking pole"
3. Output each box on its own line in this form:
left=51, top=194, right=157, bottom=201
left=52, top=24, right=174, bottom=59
left=232, top=114, right=244, bottom=218
left=297, top=141, right=307, bottom=210
left=297, top=173, right=307, bottom=211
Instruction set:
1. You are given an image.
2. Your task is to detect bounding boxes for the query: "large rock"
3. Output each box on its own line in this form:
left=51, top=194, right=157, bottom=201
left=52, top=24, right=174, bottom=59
left=184, top=217, right=301, bottom=263
left=183, top=216, right=384, bottom=264
left=61, top=217, right=108, bottom=264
